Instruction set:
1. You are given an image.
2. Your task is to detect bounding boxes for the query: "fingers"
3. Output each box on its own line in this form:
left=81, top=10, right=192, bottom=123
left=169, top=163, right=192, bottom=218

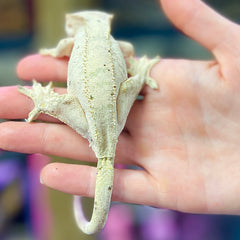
left=40, top=162, right=158, bottom=206
left=0, top=86, right=66, bottom=121
left=0, top=84, right=136, bottom=165
left=160, top=0, right=240, bottom=56
left=0, top=121, right=135, bottom=165
left=0, top=86, right=31, bottom=120
left=16, top=54, right=68, bottom=82
left=0, top=121, right=93, bottom=159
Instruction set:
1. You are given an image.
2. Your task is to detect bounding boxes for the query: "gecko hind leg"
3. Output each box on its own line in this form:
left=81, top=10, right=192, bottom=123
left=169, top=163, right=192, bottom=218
left=18, top=80, right=62, bottom=122
left=18, top=80, right=89, bottom=138
left=128, top=56, right=160, bottom=89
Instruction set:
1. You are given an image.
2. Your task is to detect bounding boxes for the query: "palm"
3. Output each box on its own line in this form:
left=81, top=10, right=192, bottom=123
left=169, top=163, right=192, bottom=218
left=125, top=58, right=240, bottom=213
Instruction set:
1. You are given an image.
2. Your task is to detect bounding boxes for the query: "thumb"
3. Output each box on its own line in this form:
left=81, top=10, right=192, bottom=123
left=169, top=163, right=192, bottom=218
left=159, top=0, right=240, bottom=58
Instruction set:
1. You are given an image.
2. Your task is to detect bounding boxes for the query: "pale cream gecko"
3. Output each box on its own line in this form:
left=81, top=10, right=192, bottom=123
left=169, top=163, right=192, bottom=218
left=18, top=11, right=159, bottom=234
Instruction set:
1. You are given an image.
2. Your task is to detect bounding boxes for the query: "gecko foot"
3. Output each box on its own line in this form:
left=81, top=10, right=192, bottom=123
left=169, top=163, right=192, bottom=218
left=128, top=56, right=160, bottom=89
left=18, top=80, right=61, bottom=122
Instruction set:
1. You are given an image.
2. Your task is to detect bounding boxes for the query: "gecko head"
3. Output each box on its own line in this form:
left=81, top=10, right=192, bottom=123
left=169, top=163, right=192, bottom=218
left=65, top=12, right=85, bottom=37
left=65, top=11, right=114, bottom=37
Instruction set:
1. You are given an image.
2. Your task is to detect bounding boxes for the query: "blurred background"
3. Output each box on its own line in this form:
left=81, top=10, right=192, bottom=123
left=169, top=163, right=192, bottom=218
left=0, top=0, right=240, bottom=239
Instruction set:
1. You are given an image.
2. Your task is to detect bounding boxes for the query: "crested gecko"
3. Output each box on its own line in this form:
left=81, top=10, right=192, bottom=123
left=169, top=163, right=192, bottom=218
left=18, top=11, right=159, bottom=234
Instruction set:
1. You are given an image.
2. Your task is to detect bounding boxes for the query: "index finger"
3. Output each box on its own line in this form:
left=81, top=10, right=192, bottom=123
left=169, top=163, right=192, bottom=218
left=17, top=54, right=68, bottom=82
left=160, top=0, right=239, bottom=56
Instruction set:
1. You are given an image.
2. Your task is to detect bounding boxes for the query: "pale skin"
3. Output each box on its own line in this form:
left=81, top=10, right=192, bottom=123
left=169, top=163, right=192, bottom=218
left=1, top=0, right=240, bottom=215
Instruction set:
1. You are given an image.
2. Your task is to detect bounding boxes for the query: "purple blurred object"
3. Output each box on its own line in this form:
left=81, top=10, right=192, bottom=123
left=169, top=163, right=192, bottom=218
left=141, top=209, right=179, bottom=240
left=0, top=159, right=21, bottom=191
left=27, top=153, right=52, bottom=240
left=100, top=204, right=134, bottom=240
left=180, top=214, right=219, bottom=240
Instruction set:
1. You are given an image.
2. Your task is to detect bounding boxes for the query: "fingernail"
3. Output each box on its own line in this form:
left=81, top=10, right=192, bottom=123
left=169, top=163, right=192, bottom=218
left=40, top=176, right=44, bottom=184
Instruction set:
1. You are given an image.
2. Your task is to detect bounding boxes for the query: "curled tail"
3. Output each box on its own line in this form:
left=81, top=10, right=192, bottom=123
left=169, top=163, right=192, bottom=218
left=73, top=157, right=114, bottom=234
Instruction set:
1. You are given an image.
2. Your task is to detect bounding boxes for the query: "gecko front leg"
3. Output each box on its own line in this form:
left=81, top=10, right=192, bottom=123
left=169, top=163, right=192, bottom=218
left=40, top=37, right=74, bottom=58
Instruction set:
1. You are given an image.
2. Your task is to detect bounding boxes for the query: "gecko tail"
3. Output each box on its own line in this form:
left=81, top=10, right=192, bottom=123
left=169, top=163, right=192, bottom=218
left=73, top=157, right=114, bottom=234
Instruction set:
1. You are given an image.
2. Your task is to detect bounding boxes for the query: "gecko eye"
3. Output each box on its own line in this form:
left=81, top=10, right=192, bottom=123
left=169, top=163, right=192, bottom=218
left=65, top=23, right=76, bottom=37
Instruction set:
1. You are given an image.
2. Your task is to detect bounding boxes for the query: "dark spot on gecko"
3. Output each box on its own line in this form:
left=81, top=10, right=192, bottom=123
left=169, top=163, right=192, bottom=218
left=89, top=95, right=94, bottom=100
left=108, top=186, right=112, bottom=191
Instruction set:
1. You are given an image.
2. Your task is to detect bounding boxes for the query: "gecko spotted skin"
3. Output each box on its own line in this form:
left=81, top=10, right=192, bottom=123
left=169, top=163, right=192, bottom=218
left=18, top=11, right=159, bottom=234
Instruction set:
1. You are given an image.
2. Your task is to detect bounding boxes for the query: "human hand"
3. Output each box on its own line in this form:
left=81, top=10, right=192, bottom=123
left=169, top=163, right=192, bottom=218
left=1, top=0, right=240, bottom=215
